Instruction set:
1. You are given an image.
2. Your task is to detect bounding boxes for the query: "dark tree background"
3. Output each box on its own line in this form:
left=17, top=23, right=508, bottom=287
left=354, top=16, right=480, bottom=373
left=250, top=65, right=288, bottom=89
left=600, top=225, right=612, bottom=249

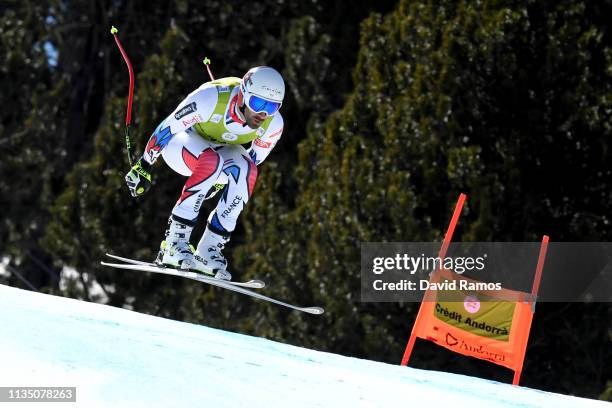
left=1, top=0, right=610, bottom=400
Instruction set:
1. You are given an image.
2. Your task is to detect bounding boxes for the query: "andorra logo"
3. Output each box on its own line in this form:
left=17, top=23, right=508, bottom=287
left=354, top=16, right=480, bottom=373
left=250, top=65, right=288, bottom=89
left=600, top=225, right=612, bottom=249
left=446, top=333, right=459, bottom=346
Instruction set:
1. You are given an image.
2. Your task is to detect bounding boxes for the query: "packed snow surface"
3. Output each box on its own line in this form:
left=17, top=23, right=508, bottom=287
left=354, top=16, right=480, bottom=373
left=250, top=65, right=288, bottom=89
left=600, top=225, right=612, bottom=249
left=0, top=284, right=606, bottom=407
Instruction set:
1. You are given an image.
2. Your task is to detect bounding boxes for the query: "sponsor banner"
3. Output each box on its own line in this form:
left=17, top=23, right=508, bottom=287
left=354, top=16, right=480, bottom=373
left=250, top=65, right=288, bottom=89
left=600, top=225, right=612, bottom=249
left=408, top=282, right=534, bottom=370
left=434, top=299, right=514, bottom=341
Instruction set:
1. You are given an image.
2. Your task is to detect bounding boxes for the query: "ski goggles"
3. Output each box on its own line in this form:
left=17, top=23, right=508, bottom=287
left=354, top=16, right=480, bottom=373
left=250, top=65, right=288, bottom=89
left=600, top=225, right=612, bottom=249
left=245, top=94, right=282, bottom=115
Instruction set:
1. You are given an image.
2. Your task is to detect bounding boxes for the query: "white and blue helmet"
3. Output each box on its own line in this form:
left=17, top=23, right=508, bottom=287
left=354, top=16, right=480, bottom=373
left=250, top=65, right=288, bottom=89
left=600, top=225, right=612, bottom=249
left=240, top=66, right=285, bottom=115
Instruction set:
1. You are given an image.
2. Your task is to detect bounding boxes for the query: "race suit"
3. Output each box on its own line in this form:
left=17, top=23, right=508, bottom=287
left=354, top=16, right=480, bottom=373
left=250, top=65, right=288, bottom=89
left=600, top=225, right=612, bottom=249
left=141, top=77, right=284, bottom=235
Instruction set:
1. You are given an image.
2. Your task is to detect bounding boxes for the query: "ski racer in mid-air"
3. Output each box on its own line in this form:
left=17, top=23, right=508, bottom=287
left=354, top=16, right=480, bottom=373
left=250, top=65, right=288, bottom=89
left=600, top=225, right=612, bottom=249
left=124, top=66, right=285, bottom=281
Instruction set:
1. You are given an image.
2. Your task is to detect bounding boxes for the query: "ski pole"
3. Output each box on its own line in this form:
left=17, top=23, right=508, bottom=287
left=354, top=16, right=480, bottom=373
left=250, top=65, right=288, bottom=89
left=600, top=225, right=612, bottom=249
left=110, top=26, right=135, bottom=167
left=203, top=57, right=215, bottom=81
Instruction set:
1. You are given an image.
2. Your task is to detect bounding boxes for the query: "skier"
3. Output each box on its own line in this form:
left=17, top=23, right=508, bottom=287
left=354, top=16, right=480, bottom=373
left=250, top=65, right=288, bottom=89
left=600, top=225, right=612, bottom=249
left=124, top=66, right=285, bottom=281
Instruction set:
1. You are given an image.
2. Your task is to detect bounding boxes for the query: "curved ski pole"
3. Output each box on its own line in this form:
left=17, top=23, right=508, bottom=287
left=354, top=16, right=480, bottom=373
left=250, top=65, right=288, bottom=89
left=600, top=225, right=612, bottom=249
left=110, top=26, right=135, bottom=167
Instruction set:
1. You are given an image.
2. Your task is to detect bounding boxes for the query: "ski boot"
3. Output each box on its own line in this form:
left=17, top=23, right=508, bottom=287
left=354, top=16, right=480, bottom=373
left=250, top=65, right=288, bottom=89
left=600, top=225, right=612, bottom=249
left=156, top=216, right=230, bottom=280
left=196, top=226, right=231, bottom=280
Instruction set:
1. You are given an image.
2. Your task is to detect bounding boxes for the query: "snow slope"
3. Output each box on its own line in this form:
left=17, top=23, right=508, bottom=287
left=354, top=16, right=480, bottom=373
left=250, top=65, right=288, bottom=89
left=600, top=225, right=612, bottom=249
left=0, top=284, right=607, bottom=408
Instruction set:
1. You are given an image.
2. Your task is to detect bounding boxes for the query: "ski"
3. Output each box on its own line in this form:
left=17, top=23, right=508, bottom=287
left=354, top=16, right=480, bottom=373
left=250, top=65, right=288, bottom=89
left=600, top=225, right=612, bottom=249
left=101, top=261, right=324, bottom=315
left=105, top=253, right=156, bottom=267
left=104, top=253, right=265, bottom=289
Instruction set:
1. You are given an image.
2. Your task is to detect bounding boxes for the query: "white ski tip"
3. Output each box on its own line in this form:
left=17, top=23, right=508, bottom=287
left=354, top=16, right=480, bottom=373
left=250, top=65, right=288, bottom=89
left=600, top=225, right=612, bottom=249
left=245, top=280, right=265, bottom=289
left=302, top=307, right=325, bottom=315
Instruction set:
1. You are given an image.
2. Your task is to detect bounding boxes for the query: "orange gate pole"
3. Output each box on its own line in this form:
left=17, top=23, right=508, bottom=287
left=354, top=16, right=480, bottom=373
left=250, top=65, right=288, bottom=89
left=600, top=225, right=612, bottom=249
left=401, top=193, right=467, bottom=365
